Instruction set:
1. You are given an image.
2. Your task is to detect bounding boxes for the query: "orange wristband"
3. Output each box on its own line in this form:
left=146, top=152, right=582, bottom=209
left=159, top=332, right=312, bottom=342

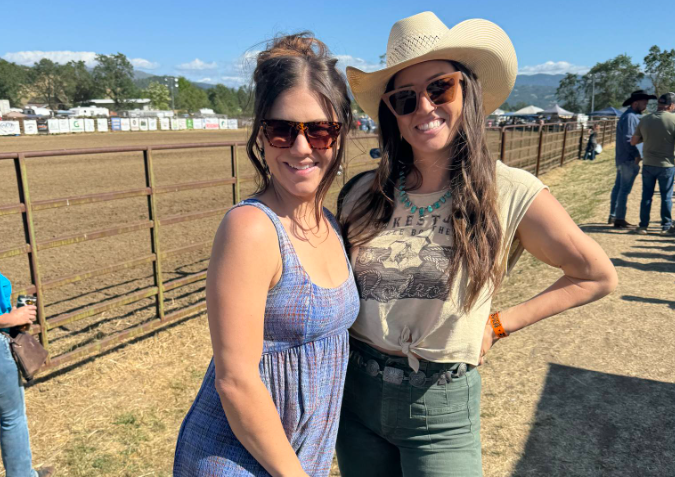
left=489, top=312, right=508, bottom=338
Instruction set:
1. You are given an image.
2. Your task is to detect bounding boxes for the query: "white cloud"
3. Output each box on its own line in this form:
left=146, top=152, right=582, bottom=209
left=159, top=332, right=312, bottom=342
left=196, top=77, right=216, bottom=84
left=220, top=76, right=248, bottom=87
left=2, top=50, right=98, bottom=67
left=176, top=58, right=218, bottom=71
left=335, top=55, right=381, bottom=73
left=130, top=58, right=160, bottom=70
left=519, top=61, right=589, bottom=75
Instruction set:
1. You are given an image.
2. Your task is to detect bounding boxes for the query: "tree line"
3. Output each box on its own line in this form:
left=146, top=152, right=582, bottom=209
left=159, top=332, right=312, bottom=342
left=556, top=46, right=675, bottom=113
left=0, top=53, right=254, bottom=117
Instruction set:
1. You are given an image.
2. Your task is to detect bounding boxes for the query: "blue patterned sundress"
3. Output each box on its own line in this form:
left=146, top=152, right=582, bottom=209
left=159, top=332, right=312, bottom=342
left=174, top=199, right=360, bottom=476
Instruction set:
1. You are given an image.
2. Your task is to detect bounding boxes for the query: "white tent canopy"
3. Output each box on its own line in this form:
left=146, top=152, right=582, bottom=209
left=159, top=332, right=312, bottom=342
left=538, top=104, right=575, bottom=118
left=512, top=105, right=544, bottom=115
left=490, top=108, right=506, bottom=116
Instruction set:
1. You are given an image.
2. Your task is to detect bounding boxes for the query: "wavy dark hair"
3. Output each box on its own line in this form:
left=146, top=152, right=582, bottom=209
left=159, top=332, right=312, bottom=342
left=342, top=61, right=503, bottom=311
left=245, top=33, right=352, bottom=221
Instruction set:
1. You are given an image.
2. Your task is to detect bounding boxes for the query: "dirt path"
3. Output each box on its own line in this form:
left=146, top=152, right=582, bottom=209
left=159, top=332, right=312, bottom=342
left=10, top=146, right=675, bottom=477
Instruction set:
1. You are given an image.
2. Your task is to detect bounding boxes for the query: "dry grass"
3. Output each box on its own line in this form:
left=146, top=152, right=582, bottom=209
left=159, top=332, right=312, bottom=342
left=3, top=134, right=672, bottom=477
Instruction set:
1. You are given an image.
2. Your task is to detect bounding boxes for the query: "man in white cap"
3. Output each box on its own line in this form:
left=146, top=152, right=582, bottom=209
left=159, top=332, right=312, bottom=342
left=631, top=92, right=675, bottom=234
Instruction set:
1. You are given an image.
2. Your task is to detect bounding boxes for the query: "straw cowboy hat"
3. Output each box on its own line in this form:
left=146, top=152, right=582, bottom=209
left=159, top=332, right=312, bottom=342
left=347, top=12, right=518, bottom=120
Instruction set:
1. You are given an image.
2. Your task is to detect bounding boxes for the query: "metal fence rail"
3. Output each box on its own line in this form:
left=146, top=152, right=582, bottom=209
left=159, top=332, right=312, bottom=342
left=0, top=120, right=618, bottom=372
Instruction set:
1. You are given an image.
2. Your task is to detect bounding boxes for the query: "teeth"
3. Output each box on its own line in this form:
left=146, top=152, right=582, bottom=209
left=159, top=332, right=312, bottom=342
left=289, top=163, right=312, bottom=170
left=418, top=119, right=442, bottom=131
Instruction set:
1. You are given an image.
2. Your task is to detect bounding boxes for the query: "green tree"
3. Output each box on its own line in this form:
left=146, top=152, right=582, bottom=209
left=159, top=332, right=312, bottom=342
left=0, top=59, right=29, bottom=107
left=63, top=60, right=100, bottom=105
left=644, top=45, right=675, bottom=97
left=236, top=86, right=254, bottom=116
left=93, top=53, right=137, bottom=110
left=581, top=54, right=644, bottom=110
left=556, top=73, right=583, bottom=113
left=175, top=77, right=209, bottom=113
left=146, top=81, right=171, bottom=110
left=29, top=58, right=69, bottom=110
left=208, top=84, right=240, bottom=115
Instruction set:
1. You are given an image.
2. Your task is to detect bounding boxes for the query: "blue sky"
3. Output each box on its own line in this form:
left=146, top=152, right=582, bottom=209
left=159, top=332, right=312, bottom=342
left=2, top=0, right=673, bottom=87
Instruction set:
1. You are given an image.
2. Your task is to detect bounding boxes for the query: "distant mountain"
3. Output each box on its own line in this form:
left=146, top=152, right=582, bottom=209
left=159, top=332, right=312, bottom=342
left=503, top=74, right=566, bottom=109
left=132, top=71, right=215, bottom=90
left=133, top=70, right=156, bottom=80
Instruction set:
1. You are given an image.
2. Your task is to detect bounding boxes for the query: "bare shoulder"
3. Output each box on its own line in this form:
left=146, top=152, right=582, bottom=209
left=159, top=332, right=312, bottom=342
left=212, top=204, right=279, bottom=260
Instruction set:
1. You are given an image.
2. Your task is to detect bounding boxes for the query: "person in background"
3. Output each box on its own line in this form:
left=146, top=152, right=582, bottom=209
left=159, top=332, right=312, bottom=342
left=583, top=125, right=598, bottom=160
left=632, top=92, right=675, bottom=234
left=608, top=90, right=656, bottom=228
left=0, top=271, right=55, bottom=477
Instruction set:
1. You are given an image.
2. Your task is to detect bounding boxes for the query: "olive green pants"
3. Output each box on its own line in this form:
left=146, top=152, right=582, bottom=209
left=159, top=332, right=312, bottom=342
left=336, top=339, right=482, bottom=477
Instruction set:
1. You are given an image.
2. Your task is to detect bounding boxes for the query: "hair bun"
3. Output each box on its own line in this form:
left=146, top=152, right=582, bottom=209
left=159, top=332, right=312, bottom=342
left=257, top=32, right=329, bottom=65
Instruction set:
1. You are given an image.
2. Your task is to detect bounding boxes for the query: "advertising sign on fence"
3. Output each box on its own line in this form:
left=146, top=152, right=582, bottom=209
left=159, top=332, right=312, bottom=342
left=84, top=119, right=96, bottom=132
left=0, top=121, right=21, bottom=136
left=205, top=118, right=219, bottom=129
left=186, top=119, right=194, bottom=129
left=161, top=118, right=171, bottom=130
left=111, top=118, right=121, bottom=131
left=120, top=118, right=131, bottom=131
left=130, top=118, right=140, bottom=131
left=139, top=119, right=148, bottom=131
left=58, top=119, right=70, bottom=133
left=47, top=119, right=61, bottom=133
left=227, top=119, right=238, bottom=129
left=170, top=118, right=178, bottom=130
left=193, top=118, right=203, bottom=130
left=148, top=118, right=158, bottom=131
left=23, top=120, right=38, bottom=135
left=97, top=118, right=109, bottom=132
left=177, top=118, right=187, bottom=130
left=218, top=118, right=228, bottom=129
left=69, top=118, right=85, bottom=133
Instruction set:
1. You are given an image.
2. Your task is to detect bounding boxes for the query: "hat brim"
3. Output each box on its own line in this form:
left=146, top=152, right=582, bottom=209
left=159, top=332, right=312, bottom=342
left=622, top=94, right=658, bottom=107
left=347, top=18, right=517, bottom=121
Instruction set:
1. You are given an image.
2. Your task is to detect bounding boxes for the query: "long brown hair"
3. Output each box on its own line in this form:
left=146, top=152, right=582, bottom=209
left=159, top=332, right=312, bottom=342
left=245, top=33, right=352, bottom=221
left=342, top=61, right=503, bottom=311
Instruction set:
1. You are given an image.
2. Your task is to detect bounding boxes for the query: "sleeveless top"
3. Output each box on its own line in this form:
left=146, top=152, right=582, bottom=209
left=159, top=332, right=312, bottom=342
left=174, top=199, right=360, bottom=476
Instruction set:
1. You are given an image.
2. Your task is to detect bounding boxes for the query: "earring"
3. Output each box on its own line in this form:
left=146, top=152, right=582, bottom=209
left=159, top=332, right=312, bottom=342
left=337, top=164, right=343, bottom=176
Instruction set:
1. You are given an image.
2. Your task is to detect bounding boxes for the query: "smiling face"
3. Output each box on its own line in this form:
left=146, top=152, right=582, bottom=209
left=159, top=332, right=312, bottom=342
left=393, top=60, right=463, bottom=159
left=262, top=86, right=338, bottom=201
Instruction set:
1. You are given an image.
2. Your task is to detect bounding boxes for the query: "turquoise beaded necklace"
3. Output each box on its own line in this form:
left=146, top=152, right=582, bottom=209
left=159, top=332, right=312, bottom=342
left=397, top=170, right=452, bottom=217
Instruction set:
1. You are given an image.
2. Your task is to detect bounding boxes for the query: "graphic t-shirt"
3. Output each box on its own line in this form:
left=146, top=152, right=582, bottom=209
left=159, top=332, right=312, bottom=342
left=340, top=161, right=547, bottom=370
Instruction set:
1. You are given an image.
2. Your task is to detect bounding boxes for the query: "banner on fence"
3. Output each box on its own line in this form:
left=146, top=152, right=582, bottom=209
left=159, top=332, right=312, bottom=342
left=161, top=118, right=171, bottom=130
left=97, top=118, right=109, bottom=132
left=186, top=118, right=194, bottom=129
left=227, top=119, right=238, bottom=129
left=120, top=118, right=131, bottom=131
left=69, top=118, right=85, bottom=133
left=218, top=118, right=228, bottom=129
left=139, top=118, right=148, bottom=131
left=130, top=118, right=140, bottom=131
left=0, top=121, right=21, bottom=136
left=58, top=119, right=70, bottom=133
left=24, top=120, right=38, bottom=135
left=193, top=118, right=203, bottom=129
left=111, top=118, right=121, bottom=131
left=47, top=119, right=60, bottom=133
left=205, top=118, right=219, bottom=129
left=177, top=118, right=187, bottom=130
left=84, top=119, right=96, bottom=132
left=148, top=118, right=158, bottom=131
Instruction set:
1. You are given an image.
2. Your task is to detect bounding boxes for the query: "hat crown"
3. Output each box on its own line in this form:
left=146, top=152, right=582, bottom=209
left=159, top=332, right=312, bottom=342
left=386, top=12, right=447, bottom=67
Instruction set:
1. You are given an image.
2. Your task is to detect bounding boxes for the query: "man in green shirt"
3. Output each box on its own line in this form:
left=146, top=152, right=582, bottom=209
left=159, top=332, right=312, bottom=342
left=631, top=92, right=675, bottom=234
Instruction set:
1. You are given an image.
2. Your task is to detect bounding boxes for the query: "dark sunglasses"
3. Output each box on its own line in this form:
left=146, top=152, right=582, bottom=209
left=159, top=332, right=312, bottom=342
left=261, top=120, right=342, bottom=150
left=381, top=71, right=463, bottom=117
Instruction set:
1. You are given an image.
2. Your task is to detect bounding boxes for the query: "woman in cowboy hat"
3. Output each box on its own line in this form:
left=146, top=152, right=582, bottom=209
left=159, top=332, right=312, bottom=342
left=336, top=12, right=618, bottom=476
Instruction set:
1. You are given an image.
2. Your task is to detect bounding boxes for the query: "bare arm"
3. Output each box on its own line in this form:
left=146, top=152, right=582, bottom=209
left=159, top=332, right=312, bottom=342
left=630, top=135, right=642, bottom=146
left=0, top=305, right=36, bottom=328
left=206, top=206, right=307, bottom=477
left=481, top=190, right=617, bottom=358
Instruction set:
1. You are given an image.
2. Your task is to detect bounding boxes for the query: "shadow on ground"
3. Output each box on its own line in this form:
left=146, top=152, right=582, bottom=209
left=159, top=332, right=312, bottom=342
left=512, top=364, right=675, bottom=477
left=610, top=257, right=675, bottom=273
left=621, top=295, right=675, bottom=310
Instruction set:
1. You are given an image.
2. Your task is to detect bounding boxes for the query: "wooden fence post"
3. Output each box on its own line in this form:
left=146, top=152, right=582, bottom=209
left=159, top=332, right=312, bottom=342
left=560, top=124, right=568, bottom=167
left=143, top=148, right=165, bottom=320
left=535, top=125, right=544, bottom=177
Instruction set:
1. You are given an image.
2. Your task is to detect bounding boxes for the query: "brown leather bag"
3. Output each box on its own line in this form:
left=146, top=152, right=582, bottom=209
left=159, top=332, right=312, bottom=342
left=1, top=330, right=49, bottom=381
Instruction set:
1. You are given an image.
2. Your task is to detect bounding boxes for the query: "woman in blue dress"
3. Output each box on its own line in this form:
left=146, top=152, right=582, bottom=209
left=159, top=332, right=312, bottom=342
left=173, top=33, right=359, bottom=477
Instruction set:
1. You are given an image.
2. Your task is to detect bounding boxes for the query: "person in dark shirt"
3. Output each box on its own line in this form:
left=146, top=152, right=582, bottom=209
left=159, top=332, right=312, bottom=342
left=583, top=125, right=598, bottom=160
left=608, top=90, right=656, bottom=228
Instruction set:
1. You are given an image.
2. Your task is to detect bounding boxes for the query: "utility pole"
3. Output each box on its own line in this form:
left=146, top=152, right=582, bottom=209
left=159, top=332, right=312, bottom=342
left=164, top=76, right=179, bottom=111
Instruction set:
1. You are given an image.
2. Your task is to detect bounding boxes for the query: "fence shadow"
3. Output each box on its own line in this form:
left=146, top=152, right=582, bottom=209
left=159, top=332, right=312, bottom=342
left=610, top=257, right=675, bottom=274
left=578, top=223, right=629, bottom=236
left=620, top=294, right=675, bottom=310
left=512, top=364, right=675, bottom=477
